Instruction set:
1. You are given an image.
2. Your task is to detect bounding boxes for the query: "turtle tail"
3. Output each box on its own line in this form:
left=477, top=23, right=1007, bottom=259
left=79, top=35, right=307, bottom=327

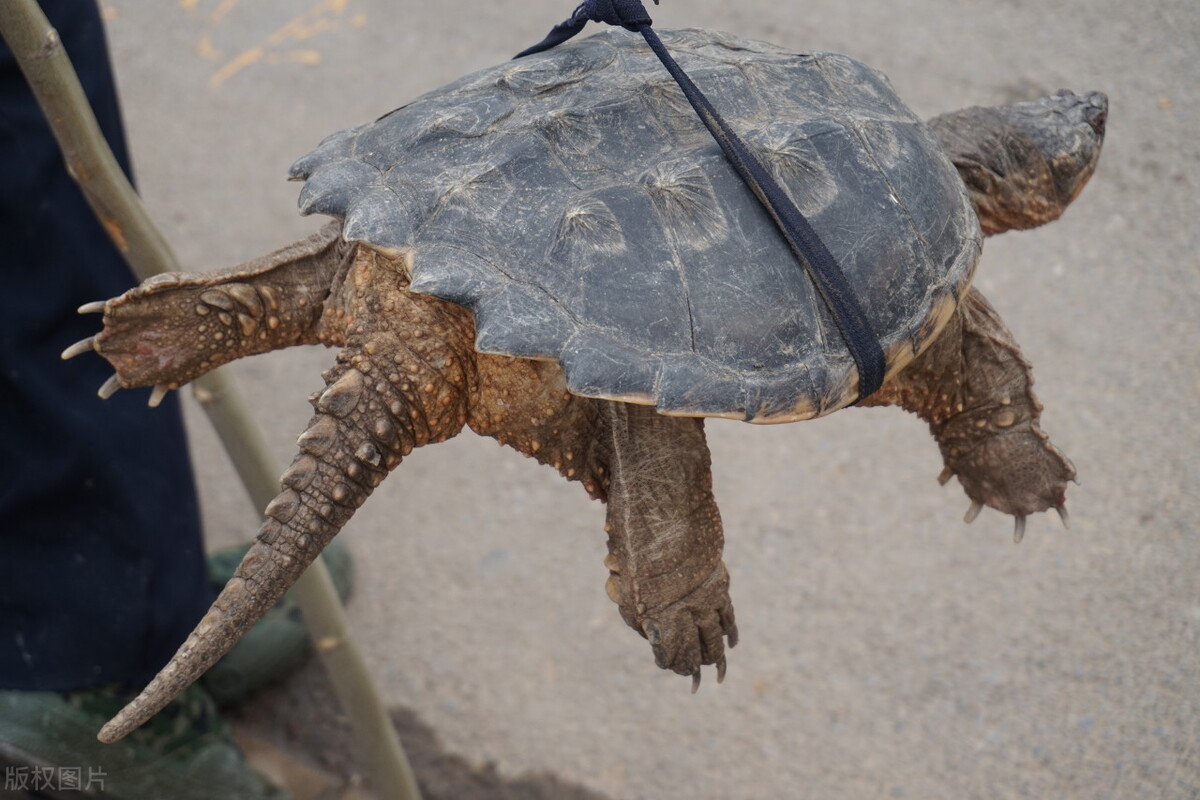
left=98, top=353, right=442, bottom=743
left=98, top=246, right=479, bottom=743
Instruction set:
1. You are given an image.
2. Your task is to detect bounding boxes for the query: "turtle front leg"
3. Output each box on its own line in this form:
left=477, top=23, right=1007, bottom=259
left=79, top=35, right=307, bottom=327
left=862, top=287, right=1075, bottom=540
left=597, top=402, right=737, bottom=688
left=468, top=362, right=736, bottom=687
left=69, top=223, right=353, bottom=400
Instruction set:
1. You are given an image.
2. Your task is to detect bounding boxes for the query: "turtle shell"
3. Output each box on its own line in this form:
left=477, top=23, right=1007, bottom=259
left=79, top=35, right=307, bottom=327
left=289, top=28, right=981, bottom=422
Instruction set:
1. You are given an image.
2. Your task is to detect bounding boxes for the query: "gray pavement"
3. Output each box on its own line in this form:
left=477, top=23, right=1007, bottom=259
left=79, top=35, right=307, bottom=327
left=101, top=0, right=1199, bottom=797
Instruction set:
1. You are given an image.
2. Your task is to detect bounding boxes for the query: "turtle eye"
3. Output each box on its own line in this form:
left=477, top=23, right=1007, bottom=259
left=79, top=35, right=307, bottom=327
left=1054, top=88, right=1077, bottom=97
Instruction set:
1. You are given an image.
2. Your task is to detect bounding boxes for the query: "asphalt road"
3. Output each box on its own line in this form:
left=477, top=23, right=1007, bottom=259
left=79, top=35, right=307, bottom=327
left=100, top=0, right=1199, bottom=797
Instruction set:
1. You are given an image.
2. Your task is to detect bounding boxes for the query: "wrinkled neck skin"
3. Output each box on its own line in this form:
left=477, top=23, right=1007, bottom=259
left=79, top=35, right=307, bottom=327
left=928, top=91, right=1107, bottom=236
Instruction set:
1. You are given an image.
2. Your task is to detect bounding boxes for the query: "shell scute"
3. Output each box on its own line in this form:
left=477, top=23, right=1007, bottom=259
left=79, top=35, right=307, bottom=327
left=340, top=187, right=420, bottom=255
left=553, top=194, right=628, bottom=259
left=744, top=120, right=840, bottom=217
left=500, top=37, right=618, bottom=93
left=560, top=332, right=659, bottom=404
left=568, top=185, right=692, bottom=353
left=408, top=243, right=495, bottom=307
left=298, top=159, right=380, bottom=218
left=640, top=157, right=728, bottom=249
left=288, top=126, right=358, bottom=181
left=472, top=285, right=574, bottom=360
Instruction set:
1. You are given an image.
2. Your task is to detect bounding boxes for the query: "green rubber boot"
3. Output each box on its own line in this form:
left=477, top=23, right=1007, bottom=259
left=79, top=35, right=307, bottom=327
left=0, top=684, right=289, bottom=800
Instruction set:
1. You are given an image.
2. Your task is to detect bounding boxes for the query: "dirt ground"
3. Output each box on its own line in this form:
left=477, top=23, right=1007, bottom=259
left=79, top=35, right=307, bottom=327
left=96, top=0, right=1199, bottom=798
left=228, top=657, right=613, bottom=800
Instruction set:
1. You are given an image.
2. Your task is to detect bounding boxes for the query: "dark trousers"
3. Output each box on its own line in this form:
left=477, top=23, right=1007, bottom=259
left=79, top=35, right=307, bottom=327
left=0, top=0, right=212, bottom=691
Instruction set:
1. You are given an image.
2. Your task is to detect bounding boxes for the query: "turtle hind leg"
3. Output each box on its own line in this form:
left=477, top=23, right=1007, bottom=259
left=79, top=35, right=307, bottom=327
left=100, top=260, right=478, bottom=742
left=863, top=287, right=1075, bottom=539
left=79, top=223, right=352, bottom=397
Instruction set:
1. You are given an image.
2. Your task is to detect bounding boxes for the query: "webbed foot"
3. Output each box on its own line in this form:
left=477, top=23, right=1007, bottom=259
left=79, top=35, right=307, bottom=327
left=597, top=401, right=737, bottom=687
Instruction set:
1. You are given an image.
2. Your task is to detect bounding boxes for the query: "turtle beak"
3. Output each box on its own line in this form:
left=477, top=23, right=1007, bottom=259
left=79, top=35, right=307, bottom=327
left=1083, top=94, right=1107, bottom=136
left=1054, top=89, right=1107, bottom=136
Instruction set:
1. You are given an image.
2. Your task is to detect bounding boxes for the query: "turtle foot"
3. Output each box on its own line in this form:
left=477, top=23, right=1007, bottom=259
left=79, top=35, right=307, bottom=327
left=91, top=270, right=321, bottom=391
left=84, top=225, right=347, bottom=391
left=944, top=424, right=1075, bottom=540
left=631, top=565, right=738, bottom=687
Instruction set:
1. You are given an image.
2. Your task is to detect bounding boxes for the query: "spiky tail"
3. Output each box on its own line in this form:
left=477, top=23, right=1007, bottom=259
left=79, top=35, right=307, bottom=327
left=100, top=250, right=476, bottom=743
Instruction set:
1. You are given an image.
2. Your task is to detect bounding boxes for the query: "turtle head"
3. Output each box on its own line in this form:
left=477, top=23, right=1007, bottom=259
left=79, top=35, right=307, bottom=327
left=931, top=90, right=1107, bottom=235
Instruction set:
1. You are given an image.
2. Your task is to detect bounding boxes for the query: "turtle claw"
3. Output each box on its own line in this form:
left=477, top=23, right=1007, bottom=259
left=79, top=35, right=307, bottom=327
left=964, top=500, right=983, bottom=524
left=716, top=656, right=727, bottom=684
left=97, top=374, right=121, bottom=399
left=937, top=466, right=954, bottom=486
left=1013, top=515, right=1027, bottom=544
left=1055, top=505, right=1070, bottom=529
left=148, top=385, right=170, bottom=408
left=77, top=300, right=106, bottom=314
left=691, top=670, right=701, bottom=694
left=61, top=336, right=96, bottom=360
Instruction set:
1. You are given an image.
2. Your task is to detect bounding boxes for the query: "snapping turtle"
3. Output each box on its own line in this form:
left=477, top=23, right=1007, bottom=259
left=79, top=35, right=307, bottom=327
left=70, top=28, right=1106, bottom=742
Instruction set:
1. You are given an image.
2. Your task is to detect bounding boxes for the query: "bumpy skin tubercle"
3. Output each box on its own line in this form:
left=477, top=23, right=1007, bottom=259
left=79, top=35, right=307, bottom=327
left=466, top=359, right=737, bottom=684
left=860, top=90, right=1105, bottom=537
left=92, top=223, right=350, bottom=395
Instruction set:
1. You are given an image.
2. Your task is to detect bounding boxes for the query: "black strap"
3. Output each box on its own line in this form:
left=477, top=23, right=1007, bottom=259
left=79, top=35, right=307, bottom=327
left=517, top=0, right=887, bottom=400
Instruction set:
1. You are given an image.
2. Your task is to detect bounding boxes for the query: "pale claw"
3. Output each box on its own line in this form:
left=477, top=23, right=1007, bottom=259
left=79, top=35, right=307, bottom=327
left=1055, top=505, right=1070, bottom=529
left=937, top=466, right=954, bottom=486
left=77, top=300, right=107, bottom=314
left=61, top=337, right=96, bottom=360
left=691, top=670, right=701, bottom=694
left=148, top=385, right=169, bottom=408
left=964, top=500, right=983, bottom=524
left=97, top=374, right=121, bottom=399
left=716, top=656, right=727, bottom=685
left=1013, top=515, right=1027, bottom=544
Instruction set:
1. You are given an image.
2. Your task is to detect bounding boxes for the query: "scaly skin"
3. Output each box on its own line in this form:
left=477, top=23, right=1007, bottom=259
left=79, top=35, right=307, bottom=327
left=91, top=223, right=352, bottom=392
left=69, top=91, right=1104, bottom=742
left=861, top=288, right=1075, bottom=540
left=95, top=232, right=481, bottom=742
left=597, top=403, right=735, bottom=687
left=927, top=91, right=1107, bottom=235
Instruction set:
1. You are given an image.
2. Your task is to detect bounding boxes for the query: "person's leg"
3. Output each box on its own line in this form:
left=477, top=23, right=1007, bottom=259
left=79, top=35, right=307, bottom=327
left=0, top=0, right=210, bottom=698
left=0, top=3, right=290, bottom=797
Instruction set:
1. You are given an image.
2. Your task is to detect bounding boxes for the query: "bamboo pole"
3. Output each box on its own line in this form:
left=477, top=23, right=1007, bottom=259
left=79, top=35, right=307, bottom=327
left=0, top=3, right=421, bottom=798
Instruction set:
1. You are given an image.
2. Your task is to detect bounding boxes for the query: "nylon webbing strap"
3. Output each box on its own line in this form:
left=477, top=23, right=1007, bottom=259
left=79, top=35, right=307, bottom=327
left=517, top=0, right=887, bottom=400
